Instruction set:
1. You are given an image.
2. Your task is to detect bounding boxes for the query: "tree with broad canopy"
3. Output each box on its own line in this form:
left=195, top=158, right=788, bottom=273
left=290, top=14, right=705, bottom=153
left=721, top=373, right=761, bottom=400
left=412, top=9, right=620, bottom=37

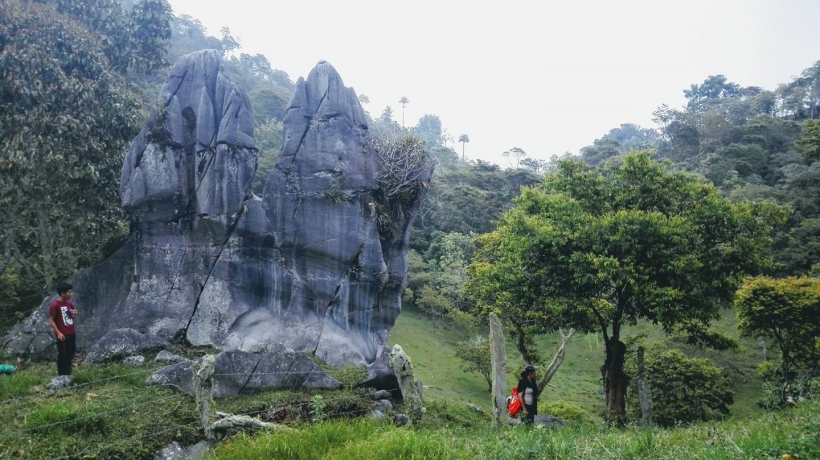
left=466, top=151, right=786, bottom=426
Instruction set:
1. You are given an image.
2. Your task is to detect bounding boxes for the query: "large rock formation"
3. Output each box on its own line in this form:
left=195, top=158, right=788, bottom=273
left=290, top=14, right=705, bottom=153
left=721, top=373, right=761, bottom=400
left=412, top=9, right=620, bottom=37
left=3, top=51, right=431, bottom=367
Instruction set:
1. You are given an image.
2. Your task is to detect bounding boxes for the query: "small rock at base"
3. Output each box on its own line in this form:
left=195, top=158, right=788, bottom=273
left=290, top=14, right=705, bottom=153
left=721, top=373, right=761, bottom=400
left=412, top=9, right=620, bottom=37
left=393, top=413, right=410, bottom=426
left=368, top=410, right=386, bottom=421
left=372, top=389, right=391, bottom=400
left=123, top=355, right=145, bottom=366
left=370, top=399, right=393, bottom=412
left=49, top=375, right=74, bottom=391
left=154, top=350, right=187, bottom=364
left=466, top=403, right=484, bottom=414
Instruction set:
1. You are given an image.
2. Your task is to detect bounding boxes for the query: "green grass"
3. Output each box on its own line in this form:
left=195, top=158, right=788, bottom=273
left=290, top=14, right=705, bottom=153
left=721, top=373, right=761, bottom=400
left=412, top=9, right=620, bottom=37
left=0, top=362, right=200, bottom=459
left=209, top=398, right=820, bottom=460
left=0, top=305, right=792, bottom=458
left=391, top=305, right=769, bottom=421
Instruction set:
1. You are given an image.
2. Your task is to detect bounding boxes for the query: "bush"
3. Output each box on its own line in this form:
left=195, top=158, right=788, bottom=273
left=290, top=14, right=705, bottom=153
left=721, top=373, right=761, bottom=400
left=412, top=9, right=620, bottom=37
left=626, top=349, right=734, bottom=427
left=540, top=400, right=591, bottom=425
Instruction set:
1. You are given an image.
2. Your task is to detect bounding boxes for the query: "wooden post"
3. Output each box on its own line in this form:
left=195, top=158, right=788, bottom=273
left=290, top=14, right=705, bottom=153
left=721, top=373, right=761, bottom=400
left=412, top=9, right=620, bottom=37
left=489, top=313, right=507, bottom=429
left=637, top=346, right=652, bottom=427
left=193, top=354, right=217, bottom=440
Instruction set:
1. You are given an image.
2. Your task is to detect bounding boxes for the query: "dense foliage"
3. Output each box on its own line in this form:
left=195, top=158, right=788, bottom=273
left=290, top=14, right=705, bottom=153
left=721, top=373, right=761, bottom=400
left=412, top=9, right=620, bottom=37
left=466, top=152, right=786, bottom=425
left=626, top=349, right=734, bottom=427
left=0, top=0, right=160, bottom=299
left=735, top=276, right=820, bottom=405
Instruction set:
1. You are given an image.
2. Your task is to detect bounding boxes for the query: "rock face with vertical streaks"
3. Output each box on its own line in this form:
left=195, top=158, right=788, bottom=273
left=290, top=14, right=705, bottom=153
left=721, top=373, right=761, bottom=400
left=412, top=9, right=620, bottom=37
left=3, top=51, right=431, bottom=369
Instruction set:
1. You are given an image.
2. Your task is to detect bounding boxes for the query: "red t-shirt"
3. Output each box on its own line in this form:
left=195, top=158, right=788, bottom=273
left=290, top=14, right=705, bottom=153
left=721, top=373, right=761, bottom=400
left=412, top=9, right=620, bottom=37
left=49, top=299, right=76, bottom=336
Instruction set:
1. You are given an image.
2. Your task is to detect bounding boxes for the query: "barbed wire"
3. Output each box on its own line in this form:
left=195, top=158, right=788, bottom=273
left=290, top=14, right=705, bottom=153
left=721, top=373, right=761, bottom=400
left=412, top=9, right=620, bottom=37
left=1, top=393, right=188, bottom=437
left=53, top=420, right=202, bottom=460
left=0, top=370, right=150, bottom=406
left=1, top=360, right=614, bottom=460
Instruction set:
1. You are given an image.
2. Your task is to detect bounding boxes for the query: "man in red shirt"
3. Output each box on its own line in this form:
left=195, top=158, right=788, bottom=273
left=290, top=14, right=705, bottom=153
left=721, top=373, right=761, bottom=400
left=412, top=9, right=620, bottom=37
left=48, top=282, right=78, bottom=375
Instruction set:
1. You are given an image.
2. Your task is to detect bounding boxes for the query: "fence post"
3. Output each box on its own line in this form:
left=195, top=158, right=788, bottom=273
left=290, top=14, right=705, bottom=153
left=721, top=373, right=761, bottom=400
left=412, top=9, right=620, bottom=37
left=637, top=346, right=652, bottom=427
left=193, top=354, right=217, bottom=440
left=489, top=313, right=507, bottom=429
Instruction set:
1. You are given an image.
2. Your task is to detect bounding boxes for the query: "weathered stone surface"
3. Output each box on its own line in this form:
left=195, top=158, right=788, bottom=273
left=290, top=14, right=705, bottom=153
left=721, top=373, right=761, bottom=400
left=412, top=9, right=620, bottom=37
left=534, top=414, right=567, bottom=428
left=368, top=410, right=386, bottom=421
left=3, top=52, right=430, bottom=369
left=466, top=403, right=484, bottom=414
left=83, top=328, right=169, bottom=364
left=370, top=399, right=393, bottom=412
left=124, top=355, right=146, bottom=366
left=154, top=441, right=211, bottom=460
left=145, top=349, right=340, bottom=398
left=155, top=350, right=188, bottom=364
left=49, top=375, right=73, bottom=391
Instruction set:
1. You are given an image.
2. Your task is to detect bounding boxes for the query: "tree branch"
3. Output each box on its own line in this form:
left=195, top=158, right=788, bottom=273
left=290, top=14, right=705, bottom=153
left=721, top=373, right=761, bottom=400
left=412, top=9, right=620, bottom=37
left=538, top=328, right=576, bottom=392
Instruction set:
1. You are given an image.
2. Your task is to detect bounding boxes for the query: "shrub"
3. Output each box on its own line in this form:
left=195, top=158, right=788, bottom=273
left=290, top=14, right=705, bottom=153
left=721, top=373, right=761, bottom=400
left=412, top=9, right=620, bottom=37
left=626, top=349, right=734, bottom=426
left=540, top=400, right=591, bottom=425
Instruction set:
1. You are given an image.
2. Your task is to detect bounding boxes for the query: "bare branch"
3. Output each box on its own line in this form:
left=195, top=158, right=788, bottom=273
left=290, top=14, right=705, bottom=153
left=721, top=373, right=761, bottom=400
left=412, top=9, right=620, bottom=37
left=537, top=327, right=576, bottom=393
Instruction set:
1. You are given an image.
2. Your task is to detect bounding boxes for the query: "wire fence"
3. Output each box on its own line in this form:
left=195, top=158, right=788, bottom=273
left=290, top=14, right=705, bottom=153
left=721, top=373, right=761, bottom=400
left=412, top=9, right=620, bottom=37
left=2, top=358, right=612, bottom=458
left=0, top=370, right=150, bottom=406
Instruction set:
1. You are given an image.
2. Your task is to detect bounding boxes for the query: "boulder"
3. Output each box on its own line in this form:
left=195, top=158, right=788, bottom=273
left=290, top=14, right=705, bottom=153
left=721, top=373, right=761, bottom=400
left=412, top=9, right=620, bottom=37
left=145, top=349, right=340, bottom=398
left=83, top=329, right=169, bottom=364
left=3, top=53, right=431, bottom=369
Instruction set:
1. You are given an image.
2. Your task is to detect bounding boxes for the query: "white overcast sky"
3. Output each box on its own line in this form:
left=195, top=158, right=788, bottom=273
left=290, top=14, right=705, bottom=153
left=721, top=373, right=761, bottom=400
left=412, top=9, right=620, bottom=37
left=167, top=0, right=820, bottom=166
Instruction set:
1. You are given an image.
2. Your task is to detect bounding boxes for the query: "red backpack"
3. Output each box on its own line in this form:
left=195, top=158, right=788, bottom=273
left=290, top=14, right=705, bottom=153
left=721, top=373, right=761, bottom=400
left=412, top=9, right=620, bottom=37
left=508, top=388, right=523, bottom=418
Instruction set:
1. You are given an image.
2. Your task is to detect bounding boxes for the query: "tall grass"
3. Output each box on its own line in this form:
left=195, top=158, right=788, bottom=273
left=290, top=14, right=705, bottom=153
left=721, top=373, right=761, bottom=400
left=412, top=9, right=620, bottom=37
left=211, top=398, right=820, bottom=460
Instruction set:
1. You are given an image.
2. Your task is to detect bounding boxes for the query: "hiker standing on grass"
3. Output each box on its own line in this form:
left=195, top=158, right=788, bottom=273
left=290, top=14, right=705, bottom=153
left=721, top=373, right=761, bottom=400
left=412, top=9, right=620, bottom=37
left=48, top=282, right=78, bottom=376
left=517, top=365, right=540, bottom=425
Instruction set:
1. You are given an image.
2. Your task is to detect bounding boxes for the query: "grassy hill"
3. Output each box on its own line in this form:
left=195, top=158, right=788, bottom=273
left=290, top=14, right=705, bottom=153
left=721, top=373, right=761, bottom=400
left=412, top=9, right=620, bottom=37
left=390, top=305, right=768, bottom=420
left=0, top=307, right=791, bottom=459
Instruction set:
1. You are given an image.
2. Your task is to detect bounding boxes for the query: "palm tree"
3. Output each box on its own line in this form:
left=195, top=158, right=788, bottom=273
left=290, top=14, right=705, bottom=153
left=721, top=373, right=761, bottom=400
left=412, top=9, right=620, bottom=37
left=399, top=96, right=409, bottom=128
left=458, top=134, right=470, bottom=160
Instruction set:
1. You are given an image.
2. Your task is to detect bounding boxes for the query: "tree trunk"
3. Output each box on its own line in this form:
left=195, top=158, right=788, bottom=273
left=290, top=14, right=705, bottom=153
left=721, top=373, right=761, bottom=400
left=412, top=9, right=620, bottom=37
left=603, top=339, right=628, bottom=427
left=36, top=202, right=55, bottom=290
left=537, top=328, right=575, bottom=393
left=514, top=322, right=534, bottom=365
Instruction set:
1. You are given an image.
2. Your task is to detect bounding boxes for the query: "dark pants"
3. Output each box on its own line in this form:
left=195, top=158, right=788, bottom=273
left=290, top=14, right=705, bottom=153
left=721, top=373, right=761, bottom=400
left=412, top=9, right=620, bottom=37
left=523, top=404, right=537, bottom=425
left=57, top=334, right=76, bottom=375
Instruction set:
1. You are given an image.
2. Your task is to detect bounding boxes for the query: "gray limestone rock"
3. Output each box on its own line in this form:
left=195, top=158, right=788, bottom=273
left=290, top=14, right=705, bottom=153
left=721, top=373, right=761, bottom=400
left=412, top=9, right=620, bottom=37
left=392, top=414, right=410, bottom=426
left=368, top=410, right=386, bottom=421
left=145, top=349, right=340, bottom=398
left=370, top=399, right=393, bottom=412
left=154, top=441, right=212, bottom=460
left=155, top=350, right=188, bottom=364
left=84, top=329, right=169, bottom=364
left=49, top=375, right=73, bottom=391
left=3, top=53, right=431, bottom=370
left=123, top=355, right=145, bottom=366
left=371, top=389, right=391, bottom=401
left=534, top=414, right=567, bottom=428
left=466, top=403, right=484, bottom=414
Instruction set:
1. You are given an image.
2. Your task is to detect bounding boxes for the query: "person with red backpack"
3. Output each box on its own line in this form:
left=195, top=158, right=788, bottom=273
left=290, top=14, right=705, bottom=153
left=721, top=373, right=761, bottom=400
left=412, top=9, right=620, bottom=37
left=517, top=365, right=540, bottom=424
